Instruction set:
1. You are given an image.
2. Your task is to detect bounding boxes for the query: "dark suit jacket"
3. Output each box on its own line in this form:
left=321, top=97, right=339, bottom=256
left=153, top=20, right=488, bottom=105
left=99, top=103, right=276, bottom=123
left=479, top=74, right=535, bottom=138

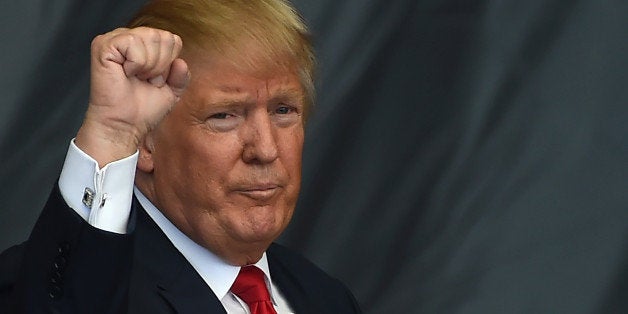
left=0, top=185, right=362, bottom=313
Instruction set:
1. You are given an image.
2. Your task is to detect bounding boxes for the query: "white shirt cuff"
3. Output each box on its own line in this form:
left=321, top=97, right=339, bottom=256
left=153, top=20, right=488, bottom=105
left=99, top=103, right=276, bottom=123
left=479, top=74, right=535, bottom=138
left=58, top=139, right=138, bottom=234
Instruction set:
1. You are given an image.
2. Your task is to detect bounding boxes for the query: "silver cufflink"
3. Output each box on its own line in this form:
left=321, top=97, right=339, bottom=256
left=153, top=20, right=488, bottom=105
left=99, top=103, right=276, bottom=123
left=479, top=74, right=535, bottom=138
left=82, top=188, right=95, bottom=208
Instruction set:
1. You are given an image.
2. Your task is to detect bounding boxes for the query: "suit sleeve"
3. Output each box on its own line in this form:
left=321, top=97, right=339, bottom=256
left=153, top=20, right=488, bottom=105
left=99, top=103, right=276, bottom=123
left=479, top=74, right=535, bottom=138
left=7, top=185, right=135, bottom=314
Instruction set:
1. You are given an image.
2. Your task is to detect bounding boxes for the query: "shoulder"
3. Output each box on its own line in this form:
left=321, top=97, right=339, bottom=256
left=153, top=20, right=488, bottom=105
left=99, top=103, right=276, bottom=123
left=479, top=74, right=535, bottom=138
left=267, top=243, right=362, bottom=313
left=267, top=243, right=331, bottom=280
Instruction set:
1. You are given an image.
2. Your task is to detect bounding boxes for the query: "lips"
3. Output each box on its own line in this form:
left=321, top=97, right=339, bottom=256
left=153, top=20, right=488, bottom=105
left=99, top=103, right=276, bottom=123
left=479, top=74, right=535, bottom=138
left=234, top=184, right=282, bottom=201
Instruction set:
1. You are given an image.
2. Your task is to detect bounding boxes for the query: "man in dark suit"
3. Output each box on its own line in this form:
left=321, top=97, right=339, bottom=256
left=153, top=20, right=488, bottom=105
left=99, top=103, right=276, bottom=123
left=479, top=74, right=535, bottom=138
left=0, top=0, right=361, bottom=313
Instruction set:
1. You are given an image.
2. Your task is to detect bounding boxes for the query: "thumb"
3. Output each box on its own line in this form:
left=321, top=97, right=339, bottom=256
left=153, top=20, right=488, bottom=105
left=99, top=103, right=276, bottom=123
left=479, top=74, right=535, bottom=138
left=167, top=58, right=190, bottom=97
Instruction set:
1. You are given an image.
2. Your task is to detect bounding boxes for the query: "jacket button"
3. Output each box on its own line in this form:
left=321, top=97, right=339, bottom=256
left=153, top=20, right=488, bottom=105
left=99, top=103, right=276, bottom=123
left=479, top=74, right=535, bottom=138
left=50, top=273, right=61, bottom=285
left=48, top=284, right=63, bottom=299
left=53, top=256, right=67, bottom=271
left=57, top=242, right=71, bottom=255
left=50, top=270, right=62, bottom=283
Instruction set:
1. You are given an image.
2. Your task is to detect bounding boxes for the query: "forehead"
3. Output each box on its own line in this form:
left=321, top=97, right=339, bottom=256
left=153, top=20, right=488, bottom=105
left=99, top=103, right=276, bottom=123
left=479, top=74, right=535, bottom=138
left=183, top=39, right=298, bottom=77
left=183, top=54, right=305, bottom=104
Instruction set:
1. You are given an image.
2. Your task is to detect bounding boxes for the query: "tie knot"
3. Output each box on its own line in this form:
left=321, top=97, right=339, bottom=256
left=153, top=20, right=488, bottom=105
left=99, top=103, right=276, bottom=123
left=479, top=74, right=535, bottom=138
left=231, top=266, right=272, bottom=304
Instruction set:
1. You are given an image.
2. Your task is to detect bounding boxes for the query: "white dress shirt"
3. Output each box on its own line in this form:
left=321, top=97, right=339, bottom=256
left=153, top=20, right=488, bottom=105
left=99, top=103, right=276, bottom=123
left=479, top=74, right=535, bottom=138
left=58, top=140, right=294, bottom=313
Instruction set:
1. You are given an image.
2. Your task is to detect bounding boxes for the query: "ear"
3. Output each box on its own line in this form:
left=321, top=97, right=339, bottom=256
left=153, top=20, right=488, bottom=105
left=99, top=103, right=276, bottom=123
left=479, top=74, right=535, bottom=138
left=137, top=133, right=155, bottom=173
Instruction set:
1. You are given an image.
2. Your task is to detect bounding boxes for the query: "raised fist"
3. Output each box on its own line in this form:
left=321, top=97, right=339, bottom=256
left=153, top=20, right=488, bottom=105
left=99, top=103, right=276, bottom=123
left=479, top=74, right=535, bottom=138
left=76, top=27, right=190, bottom=167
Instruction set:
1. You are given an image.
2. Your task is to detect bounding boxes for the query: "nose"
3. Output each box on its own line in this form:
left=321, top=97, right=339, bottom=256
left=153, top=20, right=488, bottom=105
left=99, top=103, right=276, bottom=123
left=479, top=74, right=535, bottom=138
left=241, top=110, right=279, bottom=164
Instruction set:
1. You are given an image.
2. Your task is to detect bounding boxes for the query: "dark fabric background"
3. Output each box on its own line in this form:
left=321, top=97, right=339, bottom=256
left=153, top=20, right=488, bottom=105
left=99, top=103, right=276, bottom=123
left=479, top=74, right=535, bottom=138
left=1, top=0, right=626, bottom=312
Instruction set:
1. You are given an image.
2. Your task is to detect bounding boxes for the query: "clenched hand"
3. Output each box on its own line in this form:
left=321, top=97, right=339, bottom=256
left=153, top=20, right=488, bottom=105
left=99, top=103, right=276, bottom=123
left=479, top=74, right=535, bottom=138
left=76, top=27, right=190, bottom=167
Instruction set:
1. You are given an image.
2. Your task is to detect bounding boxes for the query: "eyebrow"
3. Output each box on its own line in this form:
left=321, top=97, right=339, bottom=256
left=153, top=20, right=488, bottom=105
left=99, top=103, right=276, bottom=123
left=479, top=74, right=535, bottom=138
left=204, top=100, right=250, bottom=110
left=209, top=86, right=304, bottom=103
left=216, top=86, right=245, bottom=93
left=206, top=87, right=254, bottom=106
left=268, top=87, right=305, bottom=104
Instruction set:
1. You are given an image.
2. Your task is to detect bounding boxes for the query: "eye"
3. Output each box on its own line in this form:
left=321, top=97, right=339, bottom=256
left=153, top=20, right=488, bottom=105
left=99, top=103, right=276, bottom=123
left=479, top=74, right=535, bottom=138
left=271, top=104, right=300, bottom=127
left=210, top=112, right=230, bottom=119
left=206, top=112, right=241, bottom=131
left=275, top=105, right=295, bottom=115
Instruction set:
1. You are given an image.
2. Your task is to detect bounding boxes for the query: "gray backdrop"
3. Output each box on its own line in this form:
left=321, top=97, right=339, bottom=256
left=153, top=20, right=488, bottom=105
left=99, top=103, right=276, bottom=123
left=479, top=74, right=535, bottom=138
left=1, top=0, right=627, bottom=312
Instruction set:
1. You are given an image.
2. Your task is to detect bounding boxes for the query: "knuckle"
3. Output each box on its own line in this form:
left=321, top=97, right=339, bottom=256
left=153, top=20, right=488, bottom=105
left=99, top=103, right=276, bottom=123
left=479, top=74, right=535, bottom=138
left=117, top=33, right=137, bottom=50
left=164, top=33, right=175, bottom=46
left=173, top=34, right=182, bottom=49
left=91, top=35, right=104, bottom=49
left=125, top=33, right=137, bottom=44
left=146, top=29, right=162, bottom=43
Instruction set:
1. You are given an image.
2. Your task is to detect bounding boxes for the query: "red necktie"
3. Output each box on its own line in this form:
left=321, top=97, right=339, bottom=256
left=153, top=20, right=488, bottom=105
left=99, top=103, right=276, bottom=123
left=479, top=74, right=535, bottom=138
left=231, top=266, right=277, bottom=314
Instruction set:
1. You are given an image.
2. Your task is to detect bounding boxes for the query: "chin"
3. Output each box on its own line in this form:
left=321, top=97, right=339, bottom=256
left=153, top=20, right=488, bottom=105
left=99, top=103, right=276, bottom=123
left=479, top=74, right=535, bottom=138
left=243, top=222, right=285, bottom=242
left=237, top=216, right=288, bottom=243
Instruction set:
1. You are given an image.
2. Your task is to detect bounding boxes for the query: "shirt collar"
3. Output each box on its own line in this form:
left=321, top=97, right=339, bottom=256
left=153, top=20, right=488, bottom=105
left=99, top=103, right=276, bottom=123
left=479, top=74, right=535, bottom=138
left=133, top=187, right=276, bottom=302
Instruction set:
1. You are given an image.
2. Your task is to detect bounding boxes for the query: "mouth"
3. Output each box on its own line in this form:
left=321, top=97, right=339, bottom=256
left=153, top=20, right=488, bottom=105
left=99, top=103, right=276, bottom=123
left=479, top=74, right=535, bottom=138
left=235, top=184, right=282, bottom=201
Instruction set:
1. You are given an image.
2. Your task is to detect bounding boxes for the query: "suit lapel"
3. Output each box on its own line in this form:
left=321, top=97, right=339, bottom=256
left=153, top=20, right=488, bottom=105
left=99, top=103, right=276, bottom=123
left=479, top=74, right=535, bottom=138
left=268, top=244, right=320, bottom=314
left=156, top=276, right=227, bottom=314
left=130, top=198, right=227, bottom=314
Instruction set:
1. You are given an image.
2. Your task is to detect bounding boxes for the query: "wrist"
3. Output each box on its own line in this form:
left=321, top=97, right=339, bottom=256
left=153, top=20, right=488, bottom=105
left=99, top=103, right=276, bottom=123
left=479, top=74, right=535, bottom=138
left=75, top=113, right=141, bottom=168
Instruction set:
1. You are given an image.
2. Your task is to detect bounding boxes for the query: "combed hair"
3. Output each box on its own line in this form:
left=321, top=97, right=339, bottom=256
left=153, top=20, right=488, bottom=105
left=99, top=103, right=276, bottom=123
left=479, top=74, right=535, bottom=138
left=127, top=0, right=316, bottom=117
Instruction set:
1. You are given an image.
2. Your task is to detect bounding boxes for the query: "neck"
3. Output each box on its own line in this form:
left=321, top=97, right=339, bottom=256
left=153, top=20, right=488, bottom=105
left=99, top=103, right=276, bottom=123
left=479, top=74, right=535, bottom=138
left=190, top=231, right=270, bottom=266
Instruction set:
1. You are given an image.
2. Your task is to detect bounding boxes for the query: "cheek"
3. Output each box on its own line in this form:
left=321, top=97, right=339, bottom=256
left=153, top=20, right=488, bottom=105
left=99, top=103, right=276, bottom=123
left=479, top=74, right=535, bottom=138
left=156, top=129, right=239, bottom=192
left=279, top=128, right=304, bottom=178
left=186, top=133, right=241, bottom=182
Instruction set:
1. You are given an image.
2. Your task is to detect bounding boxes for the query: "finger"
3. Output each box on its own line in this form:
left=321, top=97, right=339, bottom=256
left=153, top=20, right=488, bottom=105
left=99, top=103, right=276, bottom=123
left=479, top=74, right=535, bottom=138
left=148, top=75, right=166, bottom=87
left=150, top=33, right=179, bottom=86
left=172, top=34, right=183, bottom=63
left=92, top=34, right=117, bottom=64
left=91, top=29, right=133, bottom=68
left=166, top=58, right=190, bottom=97
left=135, top=28, right=163, bottom=80
left=93, top=28, right=181, bottom=86
left=165, top=34, right=183, bottom=78
left=118, top=33, right=148, bottom=78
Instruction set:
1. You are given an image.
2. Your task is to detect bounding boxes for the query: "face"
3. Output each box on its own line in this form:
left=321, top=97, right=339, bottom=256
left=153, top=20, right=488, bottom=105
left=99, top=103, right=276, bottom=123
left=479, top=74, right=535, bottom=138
left=137, top=56, right=305, bottom=265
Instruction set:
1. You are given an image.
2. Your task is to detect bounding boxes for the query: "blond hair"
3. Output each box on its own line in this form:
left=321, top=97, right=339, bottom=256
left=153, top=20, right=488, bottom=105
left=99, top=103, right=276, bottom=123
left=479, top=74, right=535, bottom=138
left=128, top=0, right=316, bottom=116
